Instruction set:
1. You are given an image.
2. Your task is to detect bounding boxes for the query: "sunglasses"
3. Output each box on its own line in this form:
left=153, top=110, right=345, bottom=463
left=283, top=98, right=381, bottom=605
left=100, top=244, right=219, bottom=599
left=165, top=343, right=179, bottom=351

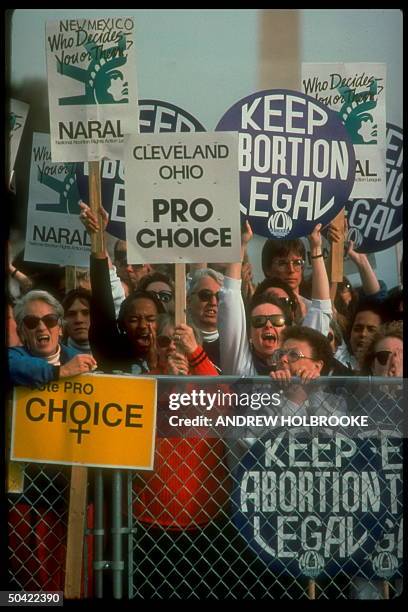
left=271, top=348, right=315, bottom=364
left=374, top=350, right=394, bottom=366
left=23, top=314, right=60, bottom=330
left=193, top=289, right=220, bottom=302
left=250, top=314, right=286, bottom=328
left=157, top=335, right=174, bottom=348
left=148, top=290, right=173, bottom=304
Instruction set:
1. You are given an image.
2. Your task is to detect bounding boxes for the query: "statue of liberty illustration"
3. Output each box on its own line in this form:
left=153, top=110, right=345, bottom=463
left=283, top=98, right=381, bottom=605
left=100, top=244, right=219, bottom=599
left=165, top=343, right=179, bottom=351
left=57, top=33, right=129, bottom=105
left=36, top=163, right=81, bottom=214
left=338, top=79, right=379, bottom=145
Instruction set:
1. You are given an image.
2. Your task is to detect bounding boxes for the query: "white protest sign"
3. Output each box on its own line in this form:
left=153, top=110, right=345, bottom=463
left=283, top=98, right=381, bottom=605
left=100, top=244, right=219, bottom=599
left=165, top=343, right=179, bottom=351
left=8, top=99, right=29, bottom=175
left=46, top=17, right=138, bottom=162
left=124, top=132, right=241, bottom=264
left=25, top=132, right=91, bottom=266
left=301, top=63, right=386, bottom=199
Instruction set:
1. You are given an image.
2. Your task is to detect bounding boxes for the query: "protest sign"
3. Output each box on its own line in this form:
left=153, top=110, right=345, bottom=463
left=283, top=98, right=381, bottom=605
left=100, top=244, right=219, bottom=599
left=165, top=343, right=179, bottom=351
left=232, top=431, right=402, bottom=579
left=8, top=98, right=29, bottom=175
left=75, top=99, right=206, bottom=240
left=24, top=132, right=90, bottom=267
left=216, top=89, right=355, bottom=239
left=124, top=131, right=241, bottom=264
left=11, top=374, right=157, bottom=470
left=302, top=63, right=386, bottom=199
left=345, top=124, right=402, bottom=253
left=46, top=17, right=138, bottom=162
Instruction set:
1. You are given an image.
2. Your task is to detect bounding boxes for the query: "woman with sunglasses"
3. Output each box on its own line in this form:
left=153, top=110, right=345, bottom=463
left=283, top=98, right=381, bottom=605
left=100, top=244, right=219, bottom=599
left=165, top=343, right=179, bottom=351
left=9, top=290, right=97, bottom=387
left=219, top=222, right=333, bottom=376
left=360, top=320, right=403, bottom=378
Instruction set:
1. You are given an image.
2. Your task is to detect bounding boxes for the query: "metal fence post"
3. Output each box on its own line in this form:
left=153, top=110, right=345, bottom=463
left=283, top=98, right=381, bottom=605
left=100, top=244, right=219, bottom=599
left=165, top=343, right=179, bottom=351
left=112, top=470, right=123, bottom=599
left=94, top=469, right=104, bottom=598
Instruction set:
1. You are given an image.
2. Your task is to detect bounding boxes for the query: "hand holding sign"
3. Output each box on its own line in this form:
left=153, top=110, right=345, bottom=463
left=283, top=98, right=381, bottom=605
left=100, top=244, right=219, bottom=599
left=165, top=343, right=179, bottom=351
left=79, top=201, right=109, bottom=233
left=59, top=353, right=97, bottom=378
left=173, top=324, right=198, bottom=356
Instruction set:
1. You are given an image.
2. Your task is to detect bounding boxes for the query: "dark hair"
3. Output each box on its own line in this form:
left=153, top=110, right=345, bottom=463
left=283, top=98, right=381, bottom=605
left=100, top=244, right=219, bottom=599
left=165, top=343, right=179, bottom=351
left=62, top=287, right=92, bottom=313
left=253, top=277, right=302, bottom=324
left=334, top=276, right=359, bottom=318
left=117, top=290, right=165, bottom=333
left=261, top=238, right=305, bottom=277
left=137, top=272, right=175, bottom=294
left=382, top=289, right=403, bottom=322
left=351, top=299, right=388, bottom=328
left=280, top=325, right=333, bottom=375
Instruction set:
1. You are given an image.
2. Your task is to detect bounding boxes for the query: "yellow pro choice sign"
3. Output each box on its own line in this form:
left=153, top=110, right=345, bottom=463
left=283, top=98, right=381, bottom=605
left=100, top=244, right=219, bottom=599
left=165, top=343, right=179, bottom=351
left=11, top=374, right=157, bottom=470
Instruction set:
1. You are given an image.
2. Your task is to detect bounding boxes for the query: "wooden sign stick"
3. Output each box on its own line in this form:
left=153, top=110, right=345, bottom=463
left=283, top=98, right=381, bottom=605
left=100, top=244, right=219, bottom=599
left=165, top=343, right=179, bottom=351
left=329, top=208, right=345, bottom=284
left=307, top=578, right=316, bottom=600
left=64, top=161, right=103, bottom=598
left=175, top=262, right=186, bottom=326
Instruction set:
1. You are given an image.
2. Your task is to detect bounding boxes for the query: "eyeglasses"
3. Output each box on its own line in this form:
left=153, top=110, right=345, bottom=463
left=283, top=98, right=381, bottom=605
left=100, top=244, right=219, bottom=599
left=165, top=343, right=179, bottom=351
left=192, top=289, right=220, bottom=302
left=374, top=351, right=394, bottom=366
left=340, top=283, right=352, bottom=292
left=250, top=314, right=286, bottom=328
left=273, top=258, right=304, bottom=270
left=22, top=314, right=60, bottom=330
left=148, top=290, right=173, bottom=304
left=157, top=335, right=174, bottom=349
left=271, top=348, right=315, bottom=364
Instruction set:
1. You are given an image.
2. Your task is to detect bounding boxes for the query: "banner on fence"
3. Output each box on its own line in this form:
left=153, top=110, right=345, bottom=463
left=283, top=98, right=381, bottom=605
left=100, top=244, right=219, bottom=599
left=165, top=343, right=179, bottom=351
left=11, top=374, right=157, bottom=470
left=233, top=431, right=402, bottom=579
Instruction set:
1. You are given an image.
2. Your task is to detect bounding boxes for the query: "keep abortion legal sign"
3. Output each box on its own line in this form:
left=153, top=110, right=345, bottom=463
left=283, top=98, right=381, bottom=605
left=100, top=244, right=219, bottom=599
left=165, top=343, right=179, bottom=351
left=124, top=131, right=241, bottom=264
left=216, top=89, right=355, bottom=240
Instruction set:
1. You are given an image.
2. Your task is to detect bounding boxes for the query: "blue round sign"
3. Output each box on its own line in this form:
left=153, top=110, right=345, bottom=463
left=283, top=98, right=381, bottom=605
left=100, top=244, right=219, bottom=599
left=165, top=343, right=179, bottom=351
left=215, top=89, right=355, bottom=239
left=345, top=123, right=402, bottom=253
left=231, top=431, right=402, bottom=578
left=75, top=100, right=206, bottom=240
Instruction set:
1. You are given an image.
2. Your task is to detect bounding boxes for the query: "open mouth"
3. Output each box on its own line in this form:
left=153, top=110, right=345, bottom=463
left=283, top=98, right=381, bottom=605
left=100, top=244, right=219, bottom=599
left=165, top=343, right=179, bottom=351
left=261, top=332, right=277, bottom=344
left=204, top=308, right=217, bottom=316
left=36, top=334, right=51, bottom=346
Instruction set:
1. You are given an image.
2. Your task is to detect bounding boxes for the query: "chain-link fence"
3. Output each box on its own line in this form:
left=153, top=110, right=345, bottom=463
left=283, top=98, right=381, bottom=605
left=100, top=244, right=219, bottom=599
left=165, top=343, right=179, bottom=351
left=129, top=376, right=403, bottom=600
left=8, top=376, right=403, bottom=600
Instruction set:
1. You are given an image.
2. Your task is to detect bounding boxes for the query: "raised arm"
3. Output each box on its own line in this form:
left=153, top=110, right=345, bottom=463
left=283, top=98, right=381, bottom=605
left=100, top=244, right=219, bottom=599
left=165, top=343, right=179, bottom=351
left=308, top=223, right=330, bottom=300
left=224, top=220, right=253, bottom=280
left=346, top=240, right=381, bottom=296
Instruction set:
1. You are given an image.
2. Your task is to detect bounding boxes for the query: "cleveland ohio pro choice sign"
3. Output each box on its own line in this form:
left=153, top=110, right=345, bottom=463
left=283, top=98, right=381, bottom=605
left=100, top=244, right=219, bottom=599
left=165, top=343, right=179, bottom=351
left=124, top=131, right=241, bottom=264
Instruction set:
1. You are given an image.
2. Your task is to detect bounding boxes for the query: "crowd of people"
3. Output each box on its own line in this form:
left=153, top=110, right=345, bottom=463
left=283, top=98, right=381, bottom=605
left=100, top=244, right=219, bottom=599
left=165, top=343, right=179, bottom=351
left=7, top=205, right=403, bottom=599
